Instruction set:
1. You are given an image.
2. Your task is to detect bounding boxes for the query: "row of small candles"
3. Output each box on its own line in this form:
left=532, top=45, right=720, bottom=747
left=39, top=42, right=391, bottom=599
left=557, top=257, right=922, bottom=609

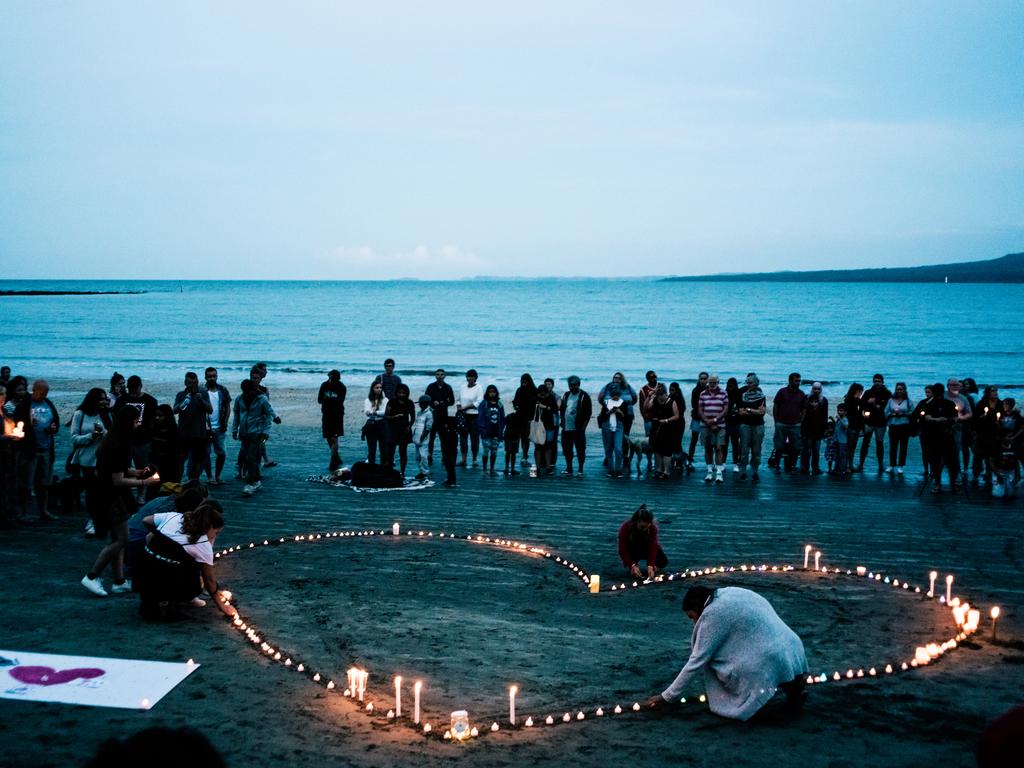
left=213, top=526, right=1005, bottom=742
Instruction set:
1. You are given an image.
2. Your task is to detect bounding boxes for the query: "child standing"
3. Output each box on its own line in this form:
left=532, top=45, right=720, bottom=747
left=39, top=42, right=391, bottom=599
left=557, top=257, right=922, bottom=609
left=477, top=385, right=506, bottom=476
left=411, top=395, right=434, bottom=481
left=833, top=403, right=850, bottom=476
left=503, top=410, right=520, bottom=476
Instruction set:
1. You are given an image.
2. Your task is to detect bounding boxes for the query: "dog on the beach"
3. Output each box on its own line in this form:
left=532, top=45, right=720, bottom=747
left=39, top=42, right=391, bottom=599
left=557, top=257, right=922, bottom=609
left=624, top=435, right=653, bottom=477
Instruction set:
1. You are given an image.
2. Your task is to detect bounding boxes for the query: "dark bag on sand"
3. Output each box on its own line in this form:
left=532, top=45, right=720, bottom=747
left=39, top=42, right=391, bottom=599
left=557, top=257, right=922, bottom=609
left=350, top=460, right=403, bottom=489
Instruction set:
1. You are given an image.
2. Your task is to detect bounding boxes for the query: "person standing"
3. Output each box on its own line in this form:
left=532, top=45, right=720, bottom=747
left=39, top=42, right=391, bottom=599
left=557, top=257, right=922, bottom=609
left=372, top=358, right=402, bottom=401
left=698, top=375, right=729, bottom=483
left=512, top=374, right=538, bottom=466
left=800, top=382, right=829, bottom=475
left=724, top=377, right=743, bottom=473
left=317, top=370, right=347, bottom=471
left=232, top=379, right=278, bottom=496
left=362, top=381, right=388, bottom=465
left=426, top=369, right=456, bottom=465
left=112, top=376, right=159, bottom=486
left=858, top=374, right=892, bottom=473
left=599, top=382, right=627, bottom=478
left=203, top=368, right=232, bottom=485
left=559, top=376, right=592, bottom=476
left=410, top=395, right=434, bottom=481
left=945, top=378, right=973, bottom=483
left=736, top=373, right=766, bottom=483
left=649, top=384, right=681, bottom=479
left=457, top=369, right=483, bottom=468
left=477, top=385, right=506, bottom=476
left=599, top=372, right=638, bottom=436
left=173, top=372, right=213, bottom=482
left=639, top=371, right=659, bottom=436
left=885, top=382, right=915, bottom=475
left=384, top=383, right=415, bottom=475
left=108, top=373, right=127, bottom=409
left=772, top=373, right=807, bottom=472
left=534, top=383, right=558, bottom=475
left=922, top=382, right=960, bottom=493
left=68, top=388, right=112, bottom=534
left=687, top=372, right=709, bottom=467
left=12, top=380, right=60, bottom=521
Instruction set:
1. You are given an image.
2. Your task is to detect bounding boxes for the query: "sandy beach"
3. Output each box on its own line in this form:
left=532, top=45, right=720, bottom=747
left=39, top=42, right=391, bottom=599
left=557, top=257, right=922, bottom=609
left=1, top=378, right=1022, bottom=768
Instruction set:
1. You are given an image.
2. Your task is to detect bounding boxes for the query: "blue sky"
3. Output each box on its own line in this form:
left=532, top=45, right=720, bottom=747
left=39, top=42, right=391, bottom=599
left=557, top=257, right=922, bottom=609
left=1, top=1, right=1021, bottom=279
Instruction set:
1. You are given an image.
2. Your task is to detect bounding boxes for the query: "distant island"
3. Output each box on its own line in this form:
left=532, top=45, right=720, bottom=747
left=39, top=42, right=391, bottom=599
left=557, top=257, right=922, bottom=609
left=0, top=289, right=147, bottom=296
left=662, top=251, right=1024, bottom=283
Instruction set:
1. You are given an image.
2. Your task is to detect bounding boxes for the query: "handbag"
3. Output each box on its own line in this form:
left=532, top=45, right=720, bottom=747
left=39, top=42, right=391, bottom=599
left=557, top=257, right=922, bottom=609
left=454, top=410, right=468, bottom=434
left=529, top=406, right=547, bottom=445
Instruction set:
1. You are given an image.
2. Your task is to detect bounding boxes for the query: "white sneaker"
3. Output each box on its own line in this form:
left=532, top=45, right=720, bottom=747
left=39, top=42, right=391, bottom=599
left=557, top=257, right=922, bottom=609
left=84, top=520, right=95, bottom=536
left=715, top=466, right=725, bottom=483
left=110, top=580, right=132, bottom=594
left=242, top=484, right=255, bottom=496
left=250, top=480, right=262, bottom=492
left=896, top=467, right=904, bottom=475
left=191, top=597, right=207, bottom=607
left=704, top=467, right=714, bottom=483
left=732, top=464, right=740, bottom=473
left=886, top=467, right=894, bottom=474
left=81, top=575, right=108, bottom=597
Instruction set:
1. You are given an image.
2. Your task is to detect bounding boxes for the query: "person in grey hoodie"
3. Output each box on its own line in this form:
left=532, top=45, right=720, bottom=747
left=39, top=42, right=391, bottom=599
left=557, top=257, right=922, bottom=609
left=232, top=379, right=280, bottom=496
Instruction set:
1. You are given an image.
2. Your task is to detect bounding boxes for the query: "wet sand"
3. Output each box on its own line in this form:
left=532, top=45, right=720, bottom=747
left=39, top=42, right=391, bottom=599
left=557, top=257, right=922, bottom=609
left=1, top=378, right=1022, bottom=768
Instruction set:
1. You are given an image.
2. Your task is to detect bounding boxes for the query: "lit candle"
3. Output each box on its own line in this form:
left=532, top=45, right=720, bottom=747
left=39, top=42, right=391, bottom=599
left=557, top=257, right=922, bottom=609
left=814, top=551, right=821, bottom=571
left=991, top=606, right=1001, bottom=640
left=804, top=544, right=812, bottom=569
left=509, top=685, right=517, bottom=726
left=358, top=670, right=367, bottom=702
left=928, top=571, right=938, bottom=597
left=856, top=566, right=866, bottom=576
left=967, top=609, right=980, bottom=632
left=945, top=574, right=953, bottom=604
left=589, top=575, right=600, bottom=594
left=393, top=522, right=400, bottom=535
left=413, top=681, right=422, bottom=724
left=395, top=676, right=402, bottom=718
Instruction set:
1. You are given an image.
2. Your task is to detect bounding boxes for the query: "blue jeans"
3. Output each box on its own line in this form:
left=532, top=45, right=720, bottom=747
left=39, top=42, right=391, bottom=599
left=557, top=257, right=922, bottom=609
left=602, top=422, right=623, bottom=472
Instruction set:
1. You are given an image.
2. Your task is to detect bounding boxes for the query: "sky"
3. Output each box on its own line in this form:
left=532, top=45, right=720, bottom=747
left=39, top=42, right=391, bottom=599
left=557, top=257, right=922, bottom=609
left=1, top=1, right=1022, bottom=279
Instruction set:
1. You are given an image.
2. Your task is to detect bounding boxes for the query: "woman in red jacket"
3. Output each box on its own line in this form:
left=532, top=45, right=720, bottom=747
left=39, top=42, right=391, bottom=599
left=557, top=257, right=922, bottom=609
left=618, top=504, right=669, bottom=580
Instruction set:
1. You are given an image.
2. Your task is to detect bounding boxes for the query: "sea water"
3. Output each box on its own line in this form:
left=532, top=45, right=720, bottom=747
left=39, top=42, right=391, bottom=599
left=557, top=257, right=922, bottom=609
left=2, top=279, right=1022, bottom=401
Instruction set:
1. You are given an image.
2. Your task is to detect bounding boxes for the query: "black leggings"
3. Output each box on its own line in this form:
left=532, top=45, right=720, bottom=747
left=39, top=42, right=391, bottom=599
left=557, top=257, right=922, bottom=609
left=888, top=424, right=911, bottom=467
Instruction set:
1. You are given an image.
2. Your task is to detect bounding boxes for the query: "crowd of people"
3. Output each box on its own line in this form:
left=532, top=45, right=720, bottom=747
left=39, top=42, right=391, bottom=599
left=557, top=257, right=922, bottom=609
left=331, top=362, right=1022, bottom=495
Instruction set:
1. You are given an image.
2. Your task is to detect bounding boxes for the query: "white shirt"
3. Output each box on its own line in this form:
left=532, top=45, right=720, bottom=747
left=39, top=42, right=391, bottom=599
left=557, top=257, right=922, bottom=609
left=458, top=383, right=484, bottom=414
left=364, top=397, right=388, bottom=419
left=154, top=511, right=214, bottom=565
left=208, top=389, right=221, bottom=429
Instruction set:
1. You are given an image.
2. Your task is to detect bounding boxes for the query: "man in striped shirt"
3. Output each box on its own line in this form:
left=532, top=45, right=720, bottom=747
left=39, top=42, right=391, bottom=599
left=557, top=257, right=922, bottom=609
left=698, top=375, right=729, bottom=483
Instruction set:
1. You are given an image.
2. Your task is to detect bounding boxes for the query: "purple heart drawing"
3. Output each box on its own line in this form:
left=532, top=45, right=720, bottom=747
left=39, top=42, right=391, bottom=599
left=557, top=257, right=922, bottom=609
left=9, top=666, right=105, bottom=687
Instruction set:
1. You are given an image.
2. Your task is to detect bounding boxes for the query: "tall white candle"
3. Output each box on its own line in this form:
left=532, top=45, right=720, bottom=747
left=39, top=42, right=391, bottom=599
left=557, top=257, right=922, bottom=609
left=928, top=571, right=938, bottom=597
left=814, top=551, right=821, bottom=571
left=395, top=676, right=402, bottom=718
left=358, top=670, right=367, bottom=702
left=509, top=685, right=518, bottom=725
left=804, top=545, right=812, bottom=569
left=413, top=681, right=422, bottom=725
left=945, top=574, right=953, bottom=603
left=991, top=606, right=1001, bottom=640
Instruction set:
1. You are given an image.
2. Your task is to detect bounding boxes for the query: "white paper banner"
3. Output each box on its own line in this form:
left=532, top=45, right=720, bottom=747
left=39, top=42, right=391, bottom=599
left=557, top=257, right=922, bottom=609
left=0, top=650, right=199, bottom=710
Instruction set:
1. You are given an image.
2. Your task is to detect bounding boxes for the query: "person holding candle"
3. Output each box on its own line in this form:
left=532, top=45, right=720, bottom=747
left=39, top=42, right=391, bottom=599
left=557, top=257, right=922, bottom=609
left=81, top=406, right=163, bottom=597
left=617, top=504, right=668, bottom=580
left=857, top=373, right=891, bottom=473
left=384, top=383, right=415, bottom=475
left=914, top=384, right=934, bottom=479
left=11, top=379, right=60, bottom=522
left=648, top=383, right=681, bottom=479
left=0, top=384, right=25, bottom=528
left=137, top=499, right=237, bottom=622
left=884, top=382, right=915, bottom=475
left=841, top=383, right=864, bottom=473
left=971, top=385, right=1004, bottom=486
left=646, top=585, right=808, bottom=720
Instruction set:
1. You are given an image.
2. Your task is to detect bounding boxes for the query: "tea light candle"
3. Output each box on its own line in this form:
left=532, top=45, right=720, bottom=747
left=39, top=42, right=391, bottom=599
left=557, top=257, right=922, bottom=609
left=393, top=522, right=400, bottom=535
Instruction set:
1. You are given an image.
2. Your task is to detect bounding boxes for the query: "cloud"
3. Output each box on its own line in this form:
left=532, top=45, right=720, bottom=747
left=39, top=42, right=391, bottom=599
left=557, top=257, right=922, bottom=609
left=318, top=244, right=486, bottom=279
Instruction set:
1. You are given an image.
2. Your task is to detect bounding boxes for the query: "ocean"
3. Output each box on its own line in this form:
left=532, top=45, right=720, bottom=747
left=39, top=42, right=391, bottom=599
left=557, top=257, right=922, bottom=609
left=2, top=279, right=1022, bottom=401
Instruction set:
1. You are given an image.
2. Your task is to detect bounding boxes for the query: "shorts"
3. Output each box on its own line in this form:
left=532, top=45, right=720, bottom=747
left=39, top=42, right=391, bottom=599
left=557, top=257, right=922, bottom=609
left=322, top=415, right=345, bottom=439
left=482, top=437, right=500, bottom=456
left=690, top=419, right=702, bottom=434
left=30, top=451, right=54, bottom=488
left=700, top=425, right=727, bottom=448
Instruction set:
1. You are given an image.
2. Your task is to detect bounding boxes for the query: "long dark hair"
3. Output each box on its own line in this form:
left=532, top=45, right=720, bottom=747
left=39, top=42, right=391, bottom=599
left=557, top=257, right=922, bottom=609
left=182, top=500, right=224, bottom=544
left=484, top=384, right=499, bottom=402
left=520, top=373, right=535, bottom=389
left=844, top=383, right=864, bottom=401
left=77, top=388, right=110, bottom=418
left=628, top=504, right=654, bottom=547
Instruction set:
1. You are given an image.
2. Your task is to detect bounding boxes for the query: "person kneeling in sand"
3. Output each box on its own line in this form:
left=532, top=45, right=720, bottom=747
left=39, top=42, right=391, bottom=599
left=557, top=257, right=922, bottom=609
left=618, top=504, right=668, bottom=580
left=646, top=585, right=808, bottom=720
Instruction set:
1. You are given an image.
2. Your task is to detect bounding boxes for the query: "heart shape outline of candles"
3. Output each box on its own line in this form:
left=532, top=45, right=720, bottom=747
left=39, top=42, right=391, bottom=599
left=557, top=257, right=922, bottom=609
left=214, top=529, right=983, bottom=742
